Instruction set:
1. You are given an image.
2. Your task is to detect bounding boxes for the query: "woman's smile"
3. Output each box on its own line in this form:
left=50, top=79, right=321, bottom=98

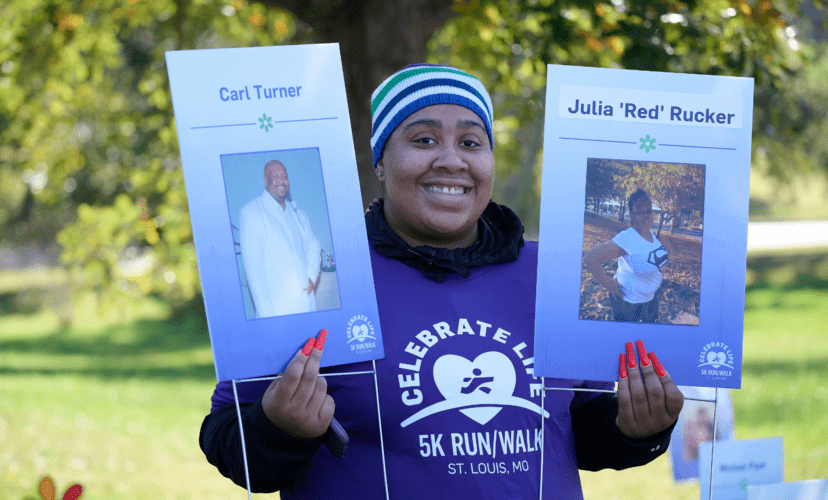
left=376, top=104, right=495, bottom=249
left=424, top=185, right=467, bottom=195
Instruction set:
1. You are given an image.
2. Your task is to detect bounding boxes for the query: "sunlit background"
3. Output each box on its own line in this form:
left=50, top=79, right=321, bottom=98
left=2, top=1, right=827, bottom=498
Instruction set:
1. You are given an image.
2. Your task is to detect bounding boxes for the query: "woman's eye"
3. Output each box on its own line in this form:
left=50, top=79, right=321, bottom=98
left=414, top=137, right=436, bottom=145
left=461, top=139, right=480, bottom=148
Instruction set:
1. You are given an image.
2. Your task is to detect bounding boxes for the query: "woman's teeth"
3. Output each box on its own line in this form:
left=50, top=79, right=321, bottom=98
left=426, top=186, right=466, bottom=195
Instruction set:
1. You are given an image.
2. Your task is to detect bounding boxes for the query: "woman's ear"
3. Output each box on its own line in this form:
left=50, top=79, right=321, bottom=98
left=375, top=161, right=385, bottom=182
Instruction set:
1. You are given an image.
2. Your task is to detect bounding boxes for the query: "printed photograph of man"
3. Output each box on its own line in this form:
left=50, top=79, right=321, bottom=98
left=221, top=149, right=341, bottom=320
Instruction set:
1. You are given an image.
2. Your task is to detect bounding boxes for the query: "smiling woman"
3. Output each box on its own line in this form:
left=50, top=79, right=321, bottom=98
left=200, top=64, right=684, bottom=500
left=376, top=104, right=495, bottom=249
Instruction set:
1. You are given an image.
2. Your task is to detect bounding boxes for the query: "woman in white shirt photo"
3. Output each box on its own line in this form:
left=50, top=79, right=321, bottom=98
left=583, top=188, right=676, bottom=323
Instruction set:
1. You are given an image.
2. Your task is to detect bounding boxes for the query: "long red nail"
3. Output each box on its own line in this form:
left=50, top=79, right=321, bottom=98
left=314, top=329, right=328, bottom=351
left=625, top=342, right=636, bottom=368
left=620, top=353, right=627, bottom=379
left=636, top=340, right=650, bottom=367
left=649, top=352, right=666, bottom=377
left=300, top=337, right=315, bottom=356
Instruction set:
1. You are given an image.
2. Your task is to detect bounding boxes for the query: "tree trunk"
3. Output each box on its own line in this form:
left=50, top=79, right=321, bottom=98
left=263, top=0, right=455, bottom=208
left=656, top=211, right=665, bottom=238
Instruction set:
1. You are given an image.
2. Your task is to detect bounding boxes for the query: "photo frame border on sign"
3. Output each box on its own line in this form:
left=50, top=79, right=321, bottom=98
left=219, top=147, right=342, bottom=320
left=578, top=157, right=706, bottom=327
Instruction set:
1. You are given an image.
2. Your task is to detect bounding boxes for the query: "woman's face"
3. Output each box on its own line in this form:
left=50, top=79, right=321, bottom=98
left=630, top=196, right=655, bottom=233
left=376, top=104, right=495, bottom=249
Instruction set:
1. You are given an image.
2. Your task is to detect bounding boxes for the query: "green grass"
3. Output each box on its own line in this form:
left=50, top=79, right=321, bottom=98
left=0, top=297, right=279, bottom=499
left=580, top=263, right=828, bottom=499
left=2, top=258, right=827, bottom=499
left=749, top=169, right=828, bottom=221
left=738, top=280, right=828, bottom=480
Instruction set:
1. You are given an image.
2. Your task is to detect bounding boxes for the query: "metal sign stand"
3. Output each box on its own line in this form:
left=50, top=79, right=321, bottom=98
left=231, top=365, right=391, bottom=500
left=231, top=372, right=719, bottom=499
left=707, top=387, right=719, bottom=500
left=538, top=381, right=720, bottom=500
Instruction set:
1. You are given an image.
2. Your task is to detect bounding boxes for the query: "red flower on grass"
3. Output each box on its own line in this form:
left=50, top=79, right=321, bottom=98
left=23, top=476, right=83, bottom=500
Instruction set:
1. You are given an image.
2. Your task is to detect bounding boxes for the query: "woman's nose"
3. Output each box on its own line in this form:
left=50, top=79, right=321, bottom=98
left=432, top=143, right=468, bottom=171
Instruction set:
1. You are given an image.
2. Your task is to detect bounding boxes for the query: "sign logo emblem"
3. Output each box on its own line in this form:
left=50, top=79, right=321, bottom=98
left=346, top=315, right=376, bottom=343
left=698, top=341, right=735, bottom=376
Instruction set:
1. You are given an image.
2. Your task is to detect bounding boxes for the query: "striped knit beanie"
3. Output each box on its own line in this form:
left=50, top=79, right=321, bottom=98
left=370, top=64, right=494, bottom=169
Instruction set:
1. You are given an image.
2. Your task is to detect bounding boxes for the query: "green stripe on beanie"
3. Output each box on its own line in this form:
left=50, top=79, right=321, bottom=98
left=370, top=64, right=494, bottom=169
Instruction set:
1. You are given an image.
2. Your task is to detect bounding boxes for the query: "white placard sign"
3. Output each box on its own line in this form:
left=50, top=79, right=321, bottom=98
left=535, top=64, right=753, bottom=388
left=166, top=44, right=384, bottom=381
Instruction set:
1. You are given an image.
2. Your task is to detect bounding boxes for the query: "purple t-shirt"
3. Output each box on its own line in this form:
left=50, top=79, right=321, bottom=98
left=211, top=242, right=612, bottom=499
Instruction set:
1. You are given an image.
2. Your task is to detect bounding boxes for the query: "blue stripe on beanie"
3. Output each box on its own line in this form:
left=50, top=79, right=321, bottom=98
left=370, top=65, right=494, bottom=169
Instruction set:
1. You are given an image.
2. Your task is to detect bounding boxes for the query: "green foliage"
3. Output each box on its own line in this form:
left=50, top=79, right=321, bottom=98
left=4, top=269, right=827, bottom=498
left=2, top=0, right=825, bottom=308
left=1, top=0, right=307, bottom=309
left=429, top=0, right=823, bottom=233
left=585, top=158, right=705, bottom=231
left=753, top=43, right=828, bottom=180
left=616, top=161, right=705, bottom=232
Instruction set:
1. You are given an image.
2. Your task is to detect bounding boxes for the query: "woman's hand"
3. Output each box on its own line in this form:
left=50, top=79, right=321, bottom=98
left=616, top=340, right=684, bottom=439
left=262, top=332, right=335, bottom=439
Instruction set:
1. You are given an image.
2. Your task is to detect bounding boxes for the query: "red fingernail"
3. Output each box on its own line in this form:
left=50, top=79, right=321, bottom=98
left=314, top=329, right=327, bottom=351
left=636, top=340, right=650, bottom=367
left=625, top=342, right=636, bottom=368
left=649, top=352, right=666, bottom=377
left=300, top=337, right=315, bottom=356
left=620, top=353, right=627, bottom=379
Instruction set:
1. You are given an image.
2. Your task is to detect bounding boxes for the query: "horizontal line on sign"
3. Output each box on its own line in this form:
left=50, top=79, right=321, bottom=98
left=192, top=122, right=256, bottom=129
left=191, top=117, right=339, bottom=130
left=234, top=370, right=375, bottom=383
left=544, top=387, right=617, bottom=394
left=559, top=137, right=636, bottom=144
left=660, top=143, right=737, bottom=151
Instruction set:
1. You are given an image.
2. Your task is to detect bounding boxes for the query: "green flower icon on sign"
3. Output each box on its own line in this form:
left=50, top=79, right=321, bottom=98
left=740, top=479, right=748, bottom=490
left=639, top=135, right=656, bottom=153
left=259, top=114, right=273, bottom=132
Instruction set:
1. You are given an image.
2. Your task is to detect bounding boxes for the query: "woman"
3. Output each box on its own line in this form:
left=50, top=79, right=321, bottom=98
left=200, top=65, right=684, bottom=499
left=584, top=189, right=676, bottom=323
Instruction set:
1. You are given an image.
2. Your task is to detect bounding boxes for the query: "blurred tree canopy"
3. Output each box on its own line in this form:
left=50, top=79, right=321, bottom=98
left=616, top=161, right=706, bottom=235
left=0, top=0, right=824, bottom=310
left=584, top=159, right=705, bottom=234
left=430, top=0, right=827, bottom=231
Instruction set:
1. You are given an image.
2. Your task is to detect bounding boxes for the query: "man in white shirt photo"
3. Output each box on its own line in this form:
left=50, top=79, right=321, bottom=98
left=239, top=160, right=322, bottom=318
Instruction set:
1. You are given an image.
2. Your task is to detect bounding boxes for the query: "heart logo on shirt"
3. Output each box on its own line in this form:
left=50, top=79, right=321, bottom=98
left=432, top=352, right=517, bottom=425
